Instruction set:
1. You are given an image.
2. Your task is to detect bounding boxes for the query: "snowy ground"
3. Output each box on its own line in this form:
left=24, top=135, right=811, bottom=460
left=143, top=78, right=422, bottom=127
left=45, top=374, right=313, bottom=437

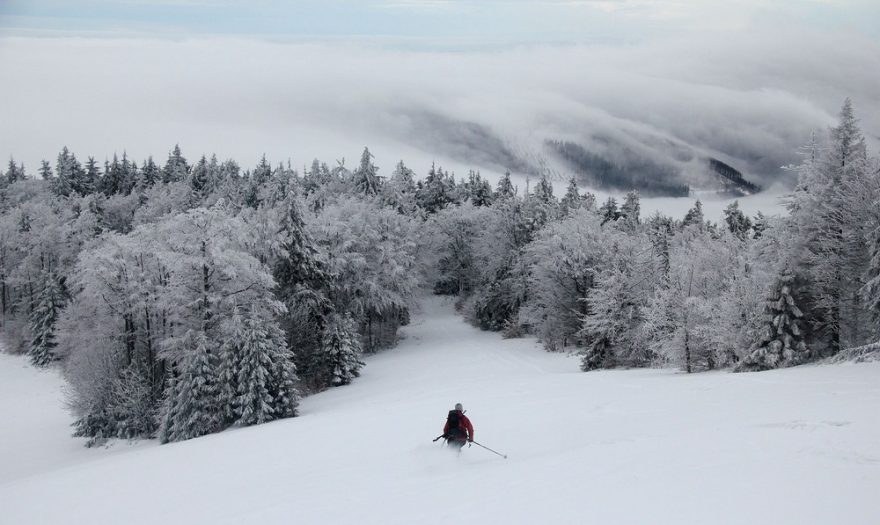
left=2, top=296, right=879, bottom=524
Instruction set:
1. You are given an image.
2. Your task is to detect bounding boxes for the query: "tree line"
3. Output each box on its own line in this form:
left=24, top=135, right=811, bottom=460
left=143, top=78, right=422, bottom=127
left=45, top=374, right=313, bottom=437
left=0, top=99, right=877, bottom=444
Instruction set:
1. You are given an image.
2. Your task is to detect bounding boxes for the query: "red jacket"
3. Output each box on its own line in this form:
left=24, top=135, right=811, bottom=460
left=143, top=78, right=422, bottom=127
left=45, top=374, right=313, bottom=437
left=443, top=410, right=474, bottom=442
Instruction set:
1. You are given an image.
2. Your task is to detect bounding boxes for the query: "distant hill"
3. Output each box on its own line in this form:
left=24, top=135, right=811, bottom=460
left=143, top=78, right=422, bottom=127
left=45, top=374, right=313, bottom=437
left=705, top=158, right=761, bottom=197
left=546, top=140, right=690, bottom=197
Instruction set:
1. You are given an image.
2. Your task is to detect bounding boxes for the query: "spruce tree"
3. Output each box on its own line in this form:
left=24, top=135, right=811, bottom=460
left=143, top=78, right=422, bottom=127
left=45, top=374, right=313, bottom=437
left=29, top=272, right=64, bottom=367
left=38, top=160, right=52, bottom=181
left=383, top=160, right=418, bottom=214
left=737, top=269, right=808, bottom=371
left=599, top=197, right=619, bottom=224
left=101, top=154, right=123, bottom=196
left=162, top=144, right=189, bottom=183
left=724, top=201, right=752, bottom=239
left=314, top=313, right=364, bottom=388
left=620, top=191, right=641, bottom=230
left=54, top=147, right=78, bottom=197
left=682, top=200, right=704, bottom=229
left=4, top=157, right=26, bottom=185
left=416, top=163, right=457, bottom=214
left=352, top=147, right=381, bottom=196
left=159, top=331, right=222, bottom=443
left=274, top=196, right=331, bottom=384
left=140, top=156, right=160, bottom=188
left=189, top=155, right=210, bottom=204
left=495, top=170, right=516, bottom=200
left=559, top=177, right=582, bottom=215
left=861, top=222, right=880, bottom=324
left=233, top=310, right=297, bottom=426
left=83, top=157, right=101, bottom=195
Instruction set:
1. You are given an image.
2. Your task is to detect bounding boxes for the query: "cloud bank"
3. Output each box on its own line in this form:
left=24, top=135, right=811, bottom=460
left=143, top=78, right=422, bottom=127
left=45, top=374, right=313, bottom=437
left=0, top=27, right=877, bottom=197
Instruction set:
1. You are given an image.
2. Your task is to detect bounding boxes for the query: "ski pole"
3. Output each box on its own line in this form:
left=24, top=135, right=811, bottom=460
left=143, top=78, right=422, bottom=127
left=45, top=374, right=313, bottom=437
left=471, top=441, right=508, bottom=459
left=432, top=434, right=446, bottom=442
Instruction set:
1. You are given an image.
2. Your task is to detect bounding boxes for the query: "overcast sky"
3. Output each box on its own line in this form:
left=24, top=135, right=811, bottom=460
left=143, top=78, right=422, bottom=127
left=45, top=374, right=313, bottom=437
left=3, top=1, right=879, bottom=43
left=1, top=0, right=878, bottom=196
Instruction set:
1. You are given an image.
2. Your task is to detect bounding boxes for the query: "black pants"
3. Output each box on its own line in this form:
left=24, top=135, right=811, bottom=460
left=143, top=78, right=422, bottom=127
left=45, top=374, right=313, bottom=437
left=446, top=438, right=466, bottom=450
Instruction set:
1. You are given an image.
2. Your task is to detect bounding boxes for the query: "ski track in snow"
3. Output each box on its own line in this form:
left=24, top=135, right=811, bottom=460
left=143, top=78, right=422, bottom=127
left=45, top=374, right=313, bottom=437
left=1, top=296, right=879, bottom=524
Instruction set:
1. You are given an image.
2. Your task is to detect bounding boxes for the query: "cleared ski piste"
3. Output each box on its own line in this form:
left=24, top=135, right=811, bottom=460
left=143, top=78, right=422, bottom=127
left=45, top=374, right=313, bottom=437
left=1, top=296, right=878, bottom=525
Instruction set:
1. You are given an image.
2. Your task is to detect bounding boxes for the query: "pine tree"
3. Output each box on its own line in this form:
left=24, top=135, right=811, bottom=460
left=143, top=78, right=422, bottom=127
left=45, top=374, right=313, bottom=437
left=682, top=200, right=704, bottom=229
left=464, top=170, right=493, bottom=206
left=274, top=196, right=331, bottom=382
left=83, top=157, right=101, bottom=195
left=620, top=191, right=640, bottom=230
left=559, top=177, right=583, bottom=215
left=416, top=163, right=457, bottom=214
left=495, top=170, right=516, bottom=200
left=190, top=155, right=210, bottom=204
left=861, top=222, right=880, bottom=325
left=723, top=201, right=752, bottom=240
left=29, top=272, right=64, bottom=367
left=140, top=156, right=160, bottom=188
left=162, top=144, right=189, bottom=183
left=119, top=152, right=138, bottom=195
left=159, top=330, right=222, bottom=443
left=383, top=160, right=418, bottom=214
left=5, top=157, right=26, bottom=185
left=233, top=309, right=299, bottom=426
left=752, top=211, right=768, bottom=239
left=38, top=160, right=52, bottom=181
left=737, top=268, right=808, bottom=371
left=54, top=147, right=80, bottom=197
left=313, top=312, right=364, bottom=388
left=789, top=99, right=872, bottom=355
left=599, top=197, right=619, bottom=224
left=101, top=154, right=123, bottom=196
left=352, top=147, right=381, bottom=196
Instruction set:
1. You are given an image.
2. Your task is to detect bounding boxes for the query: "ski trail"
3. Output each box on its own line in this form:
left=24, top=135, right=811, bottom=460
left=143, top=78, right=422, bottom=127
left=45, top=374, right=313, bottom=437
left=2, top=295, right=879, bottom=525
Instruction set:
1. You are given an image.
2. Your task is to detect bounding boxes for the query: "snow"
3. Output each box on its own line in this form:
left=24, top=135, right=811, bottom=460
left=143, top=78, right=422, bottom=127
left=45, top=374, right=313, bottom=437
left=2, top=296, right=879, bottom=524
left=0, top=353, right=155, bottom=485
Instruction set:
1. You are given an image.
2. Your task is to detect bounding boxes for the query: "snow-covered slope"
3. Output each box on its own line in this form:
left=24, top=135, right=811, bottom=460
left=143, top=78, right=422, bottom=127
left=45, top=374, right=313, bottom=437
left=2, top=297, right=879, bottom=524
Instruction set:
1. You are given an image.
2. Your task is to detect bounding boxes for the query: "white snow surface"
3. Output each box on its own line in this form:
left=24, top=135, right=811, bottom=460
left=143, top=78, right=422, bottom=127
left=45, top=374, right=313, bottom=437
left=2, top=296, right=879, bottom=524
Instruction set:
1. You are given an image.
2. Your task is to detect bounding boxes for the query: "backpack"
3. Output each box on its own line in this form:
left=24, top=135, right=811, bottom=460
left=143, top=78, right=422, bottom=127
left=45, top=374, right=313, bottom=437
left=446, top=410, right=465, bottom=439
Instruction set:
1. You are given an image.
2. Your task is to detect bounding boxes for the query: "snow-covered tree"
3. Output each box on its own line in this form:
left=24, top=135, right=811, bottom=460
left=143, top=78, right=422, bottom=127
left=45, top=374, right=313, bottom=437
left=312, top=312, right=364, bottom=389
left=619, top=190, right=640, bottom=231
left=495, top=171, right=516, bottom=201
left=520, top=208, right=606, bottom=351
left=599, top=197, right=619, bottom=224
left=579, top=231, right=658, bottom=369
left=28, top=271, right=64, bottom=366
left=352, top=147, right=381, bottom=197
left=140, top=156, right=161, bottom=188
left=382, top=160, right=418, bottom=215
left=786, top=99, right=875, bottom=354
left=5, top=157, right=26, bottom=185
left=162, top=144, right=189, bottom=184
left=737, top=267, right=808, bottom=371
left=416, top=163, right=458, bottom=214
left=681, top=200, right=704, bottom=229
left=309, top=196, right=419, bottom=351
left=426, top=203, right=487, bottom=296
left=159, top=330, right=223, bottom=443
left=723, top=200, right=752, bottom=240
left=220, top=307, right=299, bottom=426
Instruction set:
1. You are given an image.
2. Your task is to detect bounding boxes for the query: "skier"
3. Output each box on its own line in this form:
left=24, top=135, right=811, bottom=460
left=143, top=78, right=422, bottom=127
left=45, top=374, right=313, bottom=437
left=442, top=403, right=474, bottom=451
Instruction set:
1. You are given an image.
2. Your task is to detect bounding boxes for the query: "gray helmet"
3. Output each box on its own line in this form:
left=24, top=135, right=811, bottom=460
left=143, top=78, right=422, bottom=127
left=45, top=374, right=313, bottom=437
left=454, top=403, right=463, bottom=411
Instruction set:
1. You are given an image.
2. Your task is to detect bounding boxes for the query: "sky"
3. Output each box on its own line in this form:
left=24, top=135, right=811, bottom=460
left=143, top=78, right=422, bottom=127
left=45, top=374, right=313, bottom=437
left=2, top=1, right=879, bottom=43
left=1, top=0, right=878, bottom=201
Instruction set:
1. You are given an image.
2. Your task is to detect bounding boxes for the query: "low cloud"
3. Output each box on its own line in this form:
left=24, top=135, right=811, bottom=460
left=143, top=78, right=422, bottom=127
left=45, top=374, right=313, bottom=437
left=0, top=28, right=877, bottom=191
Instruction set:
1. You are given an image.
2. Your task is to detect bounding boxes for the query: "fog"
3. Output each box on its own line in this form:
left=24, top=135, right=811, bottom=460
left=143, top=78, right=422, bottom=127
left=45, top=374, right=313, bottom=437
left=1, top=27, right=878, bottom=216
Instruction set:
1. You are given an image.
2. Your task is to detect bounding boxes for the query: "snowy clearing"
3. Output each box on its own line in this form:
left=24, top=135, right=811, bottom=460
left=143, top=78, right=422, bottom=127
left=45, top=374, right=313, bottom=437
left=2, top=296, right=879, bottom=524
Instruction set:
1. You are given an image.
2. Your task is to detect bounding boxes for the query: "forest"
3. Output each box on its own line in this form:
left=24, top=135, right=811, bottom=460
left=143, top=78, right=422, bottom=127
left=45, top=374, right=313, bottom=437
left=0, top=99, right=877, bottom=445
